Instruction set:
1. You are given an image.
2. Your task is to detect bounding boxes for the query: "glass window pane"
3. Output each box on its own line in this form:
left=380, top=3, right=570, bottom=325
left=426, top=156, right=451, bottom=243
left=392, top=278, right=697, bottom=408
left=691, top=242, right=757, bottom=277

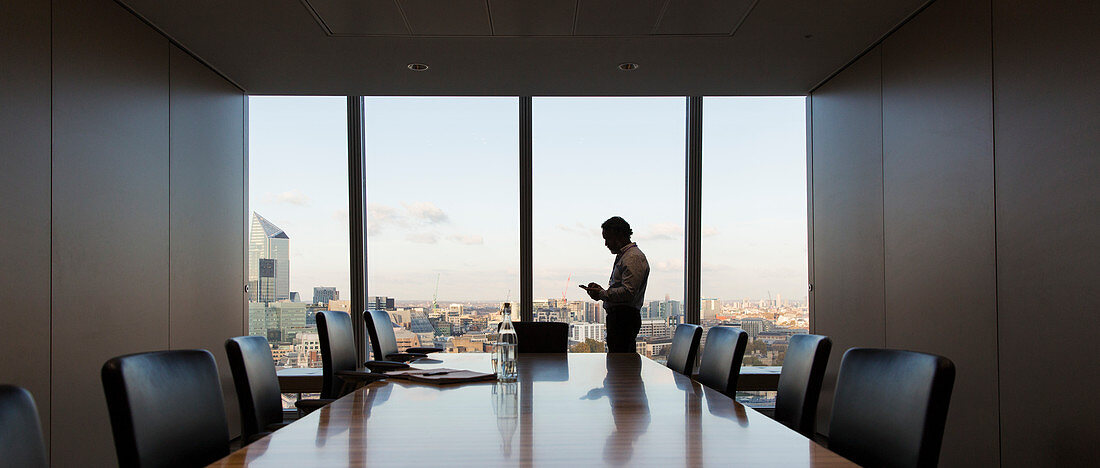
left=533, top=97, right=686, bottom=359
left=249, top=96, right=350, bottom=407
left=701, top=97, right=808, bottom=383
left=364, top=97, right=519, bottom=355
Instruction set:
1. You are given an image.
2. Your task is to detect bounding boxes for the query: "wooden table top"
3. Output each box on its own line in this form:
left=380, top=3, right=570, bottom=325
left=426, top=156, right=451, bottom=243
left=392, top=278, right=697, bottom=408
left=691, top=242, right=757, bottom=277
left=275, top=360, right=783, bottom=393
left=217, top=354, right=854, bottom=467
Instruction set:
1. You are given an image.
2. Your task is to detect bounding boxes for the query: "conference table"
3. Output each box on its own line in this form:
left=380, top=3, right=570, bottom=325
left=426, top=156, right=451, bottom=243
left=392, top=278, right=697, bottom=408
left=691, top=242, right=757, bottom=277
left=212, top=353, right=854, bottom=466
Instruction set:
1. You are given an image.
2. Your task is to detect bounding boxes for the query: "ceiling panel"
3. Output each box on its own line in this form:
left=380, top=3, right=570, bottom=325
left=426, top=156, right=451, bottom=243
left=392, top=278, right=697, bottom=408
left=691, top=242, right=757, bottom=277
left=117, top=0, right=930, bottom=95
left=489, top=0, right=576, bottom=36
left=655, top=0, right=755, bottom=35
left=574, top=0, right=667, bottom=36
left=306, top=0, right=409, bottom=36
left=400, top=0, right=491, bottom=36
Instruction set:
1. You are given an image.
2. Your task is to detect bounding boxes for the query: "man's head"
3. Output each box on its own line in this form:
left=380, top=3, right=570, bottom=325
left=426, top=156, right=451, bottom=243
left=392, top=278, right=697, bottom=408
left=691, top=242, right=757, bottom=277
left=601, top=216, right=633, bottom=253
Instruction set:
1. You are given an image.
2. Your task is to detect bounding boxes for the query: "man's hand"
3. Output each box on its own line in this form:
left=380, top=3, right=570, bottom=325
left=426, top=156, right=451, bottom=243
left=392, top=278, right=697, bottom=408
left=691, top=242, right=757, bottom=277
left=580, top=282, right=604, bottom=300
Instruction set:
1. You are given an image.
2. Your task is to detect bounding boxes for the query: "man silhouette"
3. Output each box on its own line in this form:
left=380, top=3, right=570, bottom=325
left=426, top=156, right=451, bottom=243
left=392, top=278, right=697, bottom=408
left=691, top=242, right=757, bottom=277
left=581, top=216, right=650, bottom=353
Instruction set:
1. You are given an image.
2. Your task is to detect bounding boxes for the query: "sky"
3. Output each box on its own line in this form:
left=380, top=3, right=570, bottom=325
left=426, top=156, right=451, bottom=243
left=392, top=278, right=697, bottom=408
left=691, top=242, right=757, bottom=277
left=248, top=96, right=807, bottom=304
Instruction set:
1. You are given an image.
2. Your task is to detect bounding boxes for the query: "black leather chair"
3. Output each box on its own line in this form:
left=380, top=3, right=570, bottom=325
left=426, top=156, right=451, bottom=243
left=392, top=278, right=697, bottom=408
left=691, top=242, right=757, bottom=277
left=0, top=385, right=48, bottom=468
left=694, top=326, right=748, bottom=397
left=226, top=335, right=328, bottom=442
left=773, top=334, right=831, bottom=436
left=828, top=348, right=956, bottom=468
left=499, top=321, right=569, bottom=353
left=101, top=350, right=230, bottom=468
left=317, top=311, right=388, bottom=399
left=666, top=324, right=703, bottom=375
left=364, top=309, right=442, bottom=361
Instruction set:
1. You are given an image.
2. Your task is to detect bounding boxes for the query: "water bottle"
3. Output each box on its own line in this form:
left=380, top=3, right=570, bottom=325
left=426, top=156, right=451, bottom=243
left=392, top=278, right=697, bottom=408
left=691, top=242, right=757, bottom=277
left=497, top=303, right=518, bottom=382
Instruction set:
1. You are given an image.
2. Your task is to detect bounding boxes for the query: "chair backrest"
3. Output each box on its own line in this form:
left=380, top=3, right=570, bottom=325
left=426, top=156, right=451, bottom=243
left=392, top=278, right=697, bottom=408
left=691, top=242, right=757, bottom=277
left=695, top=326, right=749, bottom=397
left=665, top=324, right=702, bottom=375
left=225, top=335, right=283, bottom=440
left=101, top=350, right=230, bottom=468
left=0, top=385, right=48, bottom=468
left=511, top=322, right=569, bottom=353
left=828, top=348, right=955, bottom=468
left=774, top=334, right=831, bottom=435
left=317, top=311, right=359, bottom=399
left=364, top=309, right=399, bottom=360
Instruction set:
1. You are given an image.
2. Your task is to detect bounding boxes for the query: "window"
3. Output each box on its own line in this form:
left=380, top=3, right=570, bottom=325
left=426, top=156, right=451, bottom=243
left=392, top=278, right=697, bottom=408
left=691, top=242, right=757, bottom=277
left=249, top=96, right=350, bottom=407
left=532, top=98, right=686, bottom=358
left=363, top=97, right=519, bottom=355
left=701, top=97, right=808, bottom=403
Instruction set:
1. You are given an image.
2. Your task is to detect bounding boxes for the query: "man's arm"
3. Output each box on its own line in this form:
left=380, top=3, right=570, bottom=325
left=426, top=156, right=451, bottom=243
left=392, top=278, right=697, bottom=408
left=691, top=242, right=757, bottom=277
left=600, top=256, right=644, bottom=303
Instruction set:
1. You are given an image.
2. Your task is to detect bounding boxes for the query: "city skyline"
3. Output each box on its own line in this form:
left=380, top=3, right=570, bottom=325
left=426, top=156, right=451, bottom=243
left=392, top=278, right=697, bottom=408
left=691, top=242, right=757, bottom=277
left=249, top=96, right=807, bottom=303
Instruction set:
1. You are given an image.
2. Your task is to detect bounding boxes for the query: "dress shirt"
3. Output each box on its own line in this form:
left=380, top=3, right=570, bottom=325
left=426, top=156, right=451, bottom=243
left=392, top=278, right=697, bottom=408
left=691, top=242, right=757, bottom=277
left=600, top=242, right=650, bottom=310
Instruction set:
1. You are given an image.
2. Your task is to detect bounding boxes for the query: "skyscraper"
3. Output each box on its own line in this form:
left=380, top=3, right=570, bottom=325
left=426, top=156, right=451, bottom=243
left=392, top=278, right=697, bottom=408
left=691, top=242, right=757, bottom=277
left=248, top=212, right=290, bottom=302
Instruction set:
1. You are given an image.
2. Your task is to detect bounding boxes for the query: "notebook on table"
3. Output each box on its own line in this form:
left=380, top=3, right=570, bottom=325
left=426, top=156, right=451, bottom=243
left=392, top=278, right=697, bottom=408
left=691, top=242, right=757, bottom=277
left=385, top=368, right=497, bottom=385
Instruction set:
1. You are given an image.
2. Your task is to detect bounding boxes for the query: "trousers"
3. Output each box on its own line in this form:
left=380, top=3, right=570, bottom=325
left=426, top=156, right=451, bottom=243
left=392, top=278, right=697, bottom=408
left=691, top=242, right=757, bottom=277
left=605, top=305, right=641, bottom=353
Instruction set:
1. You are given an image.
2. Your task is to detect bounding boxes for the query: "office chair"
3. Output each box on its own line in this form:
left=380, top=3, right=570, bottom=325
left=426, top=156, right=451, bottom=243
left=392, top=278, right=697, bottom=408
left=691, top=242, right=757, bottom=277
left=666, top=324, right=703, bottom=375
left=695, top=326, right=749, bottom=397
left=773, top=334, right=831, bottom=436
left=0, top=385, right=48, bottom=468
left=101, top=350, right=230, bottom=467
left=316, top=311, right=388, bottom=399
left=225, top=336, right=329, bottom=442
left=828, top=348, right=956, bottom=468
left=364, top=309, right=442, bottom=362
left=497, top=321, right=569, bottom=352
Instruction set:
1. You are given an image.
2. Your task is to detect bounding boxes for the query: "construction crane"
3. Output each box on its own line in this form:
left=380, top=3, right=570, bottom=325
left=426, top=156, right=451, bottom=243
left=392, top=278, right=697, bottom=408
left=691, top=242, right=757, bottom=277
left=431, top=273, right=440, bottom=315
left=561, top=274, right=571, bottom=308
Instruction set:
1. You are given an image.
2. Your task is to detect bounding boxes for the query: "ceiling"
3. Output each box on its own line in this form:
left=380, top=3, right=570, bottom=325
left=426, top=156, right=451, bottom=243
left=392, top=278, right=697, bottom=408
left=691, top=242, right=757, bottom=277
left=119, top=0, right=929, bottom=95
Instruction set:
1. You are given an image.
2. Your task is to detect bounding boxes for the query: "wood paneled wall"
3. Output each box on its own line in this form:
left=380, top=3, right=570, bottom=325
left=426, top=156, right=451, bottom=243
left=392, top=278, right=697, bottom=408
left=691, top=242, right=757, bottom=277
left=0, top=0, right=53, bottom=449
left=992, top=1, right=1100, bottom=466
left=808, top=47, right=886, bottom=436
left=810, top=0, right=1100, bottom=466
left=0, top=1, right=246, bottom=465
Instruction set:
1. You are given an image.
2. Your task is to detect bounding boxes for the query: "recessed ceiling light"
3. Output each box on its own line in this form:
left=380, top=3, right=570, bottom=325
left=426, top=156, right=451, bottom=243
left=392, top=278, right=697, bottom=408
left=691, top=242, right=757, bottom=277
left=618, top=62, right=639, bottom=71
left=407, top=63, right=429, bottom=72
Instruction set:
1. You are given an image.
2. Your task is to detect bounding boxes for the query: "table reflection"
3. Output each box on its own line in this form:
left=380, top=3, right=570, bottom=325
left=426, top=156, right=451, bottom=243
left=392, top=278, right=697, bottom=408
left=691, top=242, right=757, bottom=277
left=580, top=354, right=650, bottom=465
left=492, top=382, right=519, bottom=458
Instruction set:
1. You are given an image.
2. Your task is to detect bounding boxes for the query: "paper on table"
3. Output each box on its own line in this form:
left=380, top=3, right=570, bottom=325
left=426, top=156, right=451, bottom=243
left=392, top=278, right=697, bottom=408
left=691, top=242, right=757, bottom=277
left=385, top=368, right=497, bottom=385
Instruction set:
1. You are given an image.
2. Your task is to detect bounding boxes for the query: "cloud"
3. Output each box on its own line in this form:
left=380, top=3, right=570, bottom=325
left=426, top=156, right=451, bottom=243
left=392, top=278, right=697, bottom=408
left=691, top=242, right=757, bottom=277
left=267, top=189, right=310, bottom=206
left=557, top=222, right=601, bottom=237
left=405, top=233, right=438, bottom=244
left=367, top=203, right=401, bottom=235
left=653, top=259, right=684, bottom=271
left=703, top=226, right=720, bottom=237
left=449, top=234, right=484, bottom=245
left=637, top=223, right=682, bottom=241
left=368, top=203, right=397, bottom=222
left=403, top=202, right=448, bottom=224
left=331, top=209, right=349, bottom=228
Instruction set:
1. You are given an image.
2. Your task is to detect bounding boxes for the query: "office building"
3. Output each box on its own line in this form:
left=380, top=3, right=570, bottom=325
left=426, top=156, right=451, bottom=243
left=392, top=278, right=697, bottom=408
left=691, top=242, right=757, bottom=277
left=701, top=298, right=721, bottom=321
left=739, top=317, right=770, bottom=339
left=368, top=296, right=396, bottom=311
left=247, top=213, right=290, bottom=302
left=569, top=322, right=606, bottom=343
left=313, top=287, right=338, bottom=306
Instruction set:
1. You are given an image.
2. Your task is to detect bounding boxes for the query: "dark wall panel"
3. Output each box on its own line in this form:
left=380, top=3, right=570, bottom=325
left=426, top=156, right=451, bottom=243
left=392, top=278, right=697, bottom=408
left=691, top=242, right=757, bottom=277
left=881, top=0, right=998, bottom=465
left=168, top=45, right=247, bottom=437
left=51, top=0, right=170, bottom=464
left=994, top=1, right=1100, bottom=466
left=0, top=0, right=53, bottom=447
left=808, top=47, right=885, bottom=436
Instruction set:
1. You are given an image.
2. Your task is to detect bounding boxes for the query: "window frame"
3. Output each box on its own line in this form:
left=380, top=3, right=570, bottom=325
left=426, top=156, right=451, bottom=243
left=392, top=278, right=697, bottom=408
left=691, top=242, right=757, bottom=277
left=344, top=95, right=806, bottom=356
